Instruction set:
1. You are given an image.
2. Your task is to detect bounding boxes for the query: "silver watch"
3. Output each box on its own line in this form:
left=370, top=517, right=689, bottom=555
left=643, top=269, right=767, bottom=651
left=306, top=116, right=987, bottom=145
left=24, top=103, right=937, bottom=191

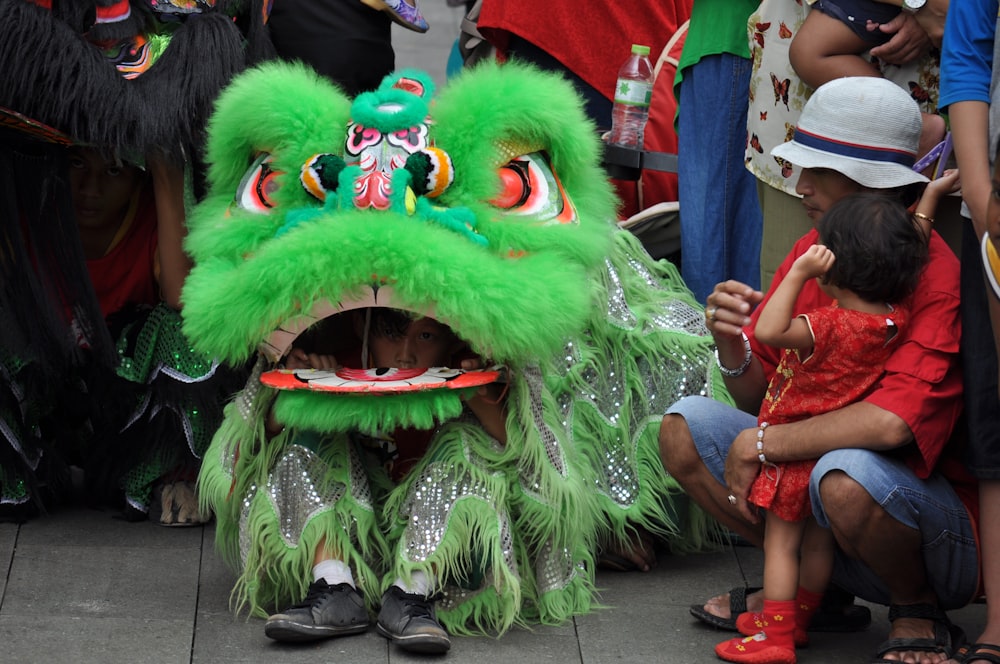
left=901, top=0, right=926, bottom=13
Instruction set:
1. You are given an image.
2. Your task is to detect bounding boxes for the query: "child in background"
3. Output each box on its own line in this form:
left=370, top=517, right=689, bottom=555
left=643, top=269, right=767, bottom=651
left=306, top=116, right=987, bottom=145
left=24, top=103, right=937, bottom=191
left=71, top=146, right=240, bottom=524
left=714, top=185, right=954, bottom=664
left=0, top=145, right=232, bottom=524
left=789, top=1, right=946, bottom=160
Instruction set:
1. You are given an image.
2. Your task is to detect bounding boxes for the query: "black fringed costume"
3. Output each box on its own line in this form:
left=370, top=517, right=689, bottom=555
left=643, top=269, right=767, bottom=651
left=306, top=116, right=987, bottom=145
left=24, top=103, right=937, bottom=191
left=0, top=0, right=270, bottom=519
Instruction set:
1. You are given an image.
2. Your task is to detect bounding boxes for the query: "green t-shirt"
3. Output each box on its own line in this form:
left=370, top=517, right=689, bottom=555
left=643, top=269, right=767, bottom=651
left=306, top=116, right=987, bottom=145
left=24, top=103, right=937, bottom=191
left=676, top=0, right=759, bottom=80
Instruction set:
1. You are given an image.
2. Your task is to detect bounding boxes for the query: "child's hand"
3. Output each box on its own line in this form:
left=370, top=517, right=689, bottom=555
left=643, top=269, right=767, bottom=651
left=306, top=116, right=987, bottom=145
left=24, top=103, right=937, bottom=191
left=790, top=244, right=835, bottom=279
left=460, top=356, right=505, bottom=402
left=284, top=347, right=340, bottom=371
left=923, top=168, right=961, bottom=201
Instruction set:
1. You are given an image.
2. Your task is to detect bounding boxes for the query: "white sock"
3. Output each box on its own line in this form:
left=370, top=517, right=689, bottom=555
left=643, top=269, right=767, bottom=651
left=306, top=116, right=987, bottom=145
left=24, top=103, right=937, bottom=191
left=313, top=559, right=354, bottom=588
left=393, top=570, right=432, bottom=596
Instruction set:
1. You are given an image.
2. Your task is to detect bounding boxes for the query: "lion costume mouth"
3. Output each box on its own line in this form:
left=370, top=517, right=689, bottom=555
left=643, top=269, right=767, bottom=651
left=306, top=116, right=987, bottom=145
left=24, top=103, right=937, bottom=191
left=258, top=295, right=502, bottom=394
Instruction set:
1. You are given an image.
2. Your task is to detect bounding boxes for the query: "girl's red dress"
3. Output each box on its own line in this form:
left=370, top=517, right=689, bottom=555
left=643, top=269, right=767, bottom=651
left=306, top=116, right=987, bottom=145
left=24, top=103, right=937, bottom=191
left=748, top=304, right=907, bottom=521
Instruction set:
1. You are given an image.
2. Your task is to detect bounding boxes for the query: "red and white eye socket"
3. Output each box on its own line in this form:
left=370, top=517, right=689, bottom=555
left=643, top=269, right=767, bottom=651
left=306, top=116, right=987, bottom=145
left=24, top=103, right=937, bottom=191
left=488, top=151, right=577, bottom=225
left=235, top=153, right=281, bottom=214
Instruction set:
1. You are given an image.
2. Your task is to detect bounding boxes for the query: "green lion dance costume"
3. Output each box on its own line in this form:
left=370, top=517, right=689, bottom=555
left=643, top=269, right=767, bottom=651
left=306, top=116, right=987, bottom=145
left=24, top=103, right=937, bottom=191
left=184, top=60, right=730, bottom=642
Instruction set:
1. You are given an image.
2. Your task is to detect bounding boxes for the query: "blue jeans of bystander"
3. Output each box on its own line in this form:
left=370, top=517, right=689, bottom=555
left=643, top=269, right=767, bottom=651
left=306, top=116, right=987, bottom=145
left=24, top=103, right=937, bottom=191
left=677, top=54, right=762, bottom=303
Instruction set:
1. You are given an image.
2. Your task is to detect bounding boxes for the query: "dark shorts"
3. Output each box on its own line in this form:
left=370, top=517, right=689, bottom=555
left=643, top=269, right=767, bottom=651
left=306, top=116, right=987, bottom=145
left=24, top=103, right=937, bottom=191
left=961, top=221, right=1000, bottom=478
left=813, top=0, right=901, bottom=45
left=267, top=0, right=394, bottom=97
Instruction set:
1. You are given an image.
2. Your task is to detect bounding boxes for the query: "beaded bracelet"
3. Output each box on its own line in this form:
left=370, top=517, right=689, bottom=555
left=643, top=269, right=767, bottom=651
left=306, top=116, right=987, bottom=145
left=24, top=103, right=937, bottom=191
left=756, top=422, right=769, bottom=464
left=716, top=331, right=753, bottom=378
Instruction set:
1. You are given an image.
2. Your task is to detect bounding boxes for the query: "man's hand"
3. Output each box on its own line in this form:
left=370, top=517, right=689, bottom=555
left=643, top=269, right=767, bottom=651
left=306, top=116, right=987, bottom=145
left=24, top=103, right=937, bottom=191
left=868, top=12, right=931, bottom=65
left=705, top=280, right=763, bottom=338
left=723, top=427, right=764, bottom=525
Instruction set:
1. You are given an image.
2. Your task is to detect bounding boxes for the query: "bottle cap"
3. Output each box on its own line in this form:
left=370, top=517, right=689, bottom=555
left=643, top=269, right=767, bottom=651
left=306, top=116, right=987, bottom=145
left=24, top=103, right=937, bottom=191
left=631, top=44, right=650, bottom=56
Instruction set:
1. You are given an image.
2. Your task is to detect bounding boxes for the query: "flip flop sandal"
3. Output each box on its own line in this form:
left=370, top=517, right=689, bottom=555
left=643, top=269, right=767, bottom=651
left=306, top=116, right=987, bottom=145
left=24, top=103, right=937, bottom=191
left=690, top=585, right=872, bottom=633
left=689, top=585, right=761, bottom=631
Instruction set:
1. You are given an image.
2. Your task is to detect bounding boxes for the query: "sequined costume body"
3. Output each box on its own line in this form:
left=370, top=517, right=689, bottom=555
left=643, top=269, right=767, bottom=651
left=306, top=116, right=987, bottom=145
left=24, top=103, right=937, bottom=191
left=185, top=62, right=730, bottom=635
left=201, top=359, right=597, bottom=633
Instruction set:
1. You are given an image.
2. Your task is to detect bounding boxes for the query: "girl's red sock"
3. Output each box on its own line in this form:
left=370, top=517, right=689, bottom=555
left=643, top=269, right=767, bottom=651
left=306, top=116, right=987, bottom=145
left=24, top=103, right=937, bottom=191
left=716, top=599, right=797, bottom=664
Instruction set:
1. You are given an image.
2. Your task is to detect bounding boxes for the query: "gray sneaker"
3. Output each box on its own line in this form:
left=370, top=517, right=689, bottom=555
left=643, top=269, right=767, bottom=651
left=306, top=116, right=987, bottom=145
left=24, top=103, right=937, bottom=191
left=264, top=580, right=369, bottom=642
left=376, top=586, right=451, bottom=654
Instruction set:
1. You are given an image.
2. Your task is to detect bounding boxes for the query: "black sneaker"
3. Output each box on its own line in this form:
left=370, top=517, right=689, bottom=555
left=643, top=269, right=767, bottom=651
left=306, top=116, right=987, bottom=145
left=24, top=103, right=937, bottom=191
left=376, top=586, right=451, bottom=654
left=264, top=580, right=369, bottom=642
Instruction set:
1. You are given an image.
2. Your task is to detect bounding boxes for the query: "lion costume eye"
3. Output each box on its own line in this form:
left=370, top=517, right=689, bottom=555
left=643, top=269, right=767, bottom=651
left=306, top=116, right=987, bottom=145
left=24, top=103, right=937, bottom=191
left=489, top=152, right=577, bottom=225
left=235, top=153, right=282, bottom=214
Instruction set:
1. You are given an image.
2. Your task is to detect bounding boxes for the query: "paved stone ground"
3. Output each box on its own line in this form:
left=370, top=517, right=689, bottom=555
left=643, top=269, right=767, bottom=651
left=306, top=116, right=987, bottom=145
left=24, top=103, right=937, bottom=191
left=0, top=506, right=986, bottom=663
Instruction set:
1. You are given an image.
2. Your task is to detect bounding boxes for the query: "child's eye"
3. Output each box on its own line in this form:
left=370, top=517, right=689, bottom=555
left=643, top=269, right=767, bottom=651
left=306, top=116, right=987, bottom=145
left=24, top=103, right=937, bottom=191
left=106, top=167, right=123, bottom=177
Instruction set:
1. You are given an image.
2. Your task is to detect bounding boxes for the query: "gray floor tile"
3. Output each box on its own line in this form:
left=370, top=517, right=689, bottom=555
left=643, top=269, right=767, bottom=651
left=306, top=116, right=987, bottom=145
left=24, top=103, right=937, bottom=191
left=0, top=615, right=194, bottom=664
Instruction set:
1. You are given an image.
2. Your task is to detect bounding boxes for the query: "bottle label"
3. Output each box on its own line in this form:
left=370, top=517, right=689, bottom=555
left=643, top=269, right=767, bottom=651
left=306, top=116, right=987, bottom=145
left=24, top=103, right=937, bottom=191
left=613, top=78, right=651, bottom=107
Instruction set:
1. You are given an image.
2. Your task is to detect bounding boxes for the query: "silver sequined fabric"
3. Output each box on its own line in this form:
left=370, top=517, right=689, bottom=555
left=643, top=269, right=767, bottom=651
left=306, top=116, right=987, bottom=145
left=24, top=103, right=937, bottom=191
left=604, top=259, right=638, bottom=330
left=255, top=444, right=347, bottom=548
left=400, top=447, right=515, bottom=571
left=522, top=365, right=567, bottom=478
left=535, top=539, right=581, bottom=594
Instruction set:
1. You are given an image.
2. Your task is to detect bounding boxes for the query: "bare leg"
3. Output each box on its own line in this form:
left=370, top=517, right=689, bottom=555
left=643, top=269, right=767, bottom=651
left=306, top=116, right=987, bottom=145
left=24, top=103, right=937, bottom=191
left=789, top=10, right=880, bottom=89
left=660, top=414, right=765, bottom=619
left=762, top=513, right=805, bottom=602
left=820, top=470, right=950, bottom=664
left=799, top=518, right=835, bottom=596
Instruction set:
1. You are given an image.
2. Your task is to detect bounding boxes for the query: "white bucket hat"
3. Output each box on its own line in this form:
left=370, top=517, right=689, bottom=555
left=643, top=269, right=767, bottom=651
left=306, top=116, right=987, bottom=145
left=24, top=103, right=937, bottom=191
left=771, top=77, right=929, bottom=189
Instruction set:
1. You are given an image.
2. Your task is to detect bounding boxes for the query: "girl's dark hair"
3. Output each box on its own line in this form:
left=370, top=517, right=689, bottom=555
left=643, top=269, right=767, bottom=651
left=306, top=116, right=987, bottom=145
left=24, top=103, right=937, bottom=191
left=817, top=192, right=928, bottom=304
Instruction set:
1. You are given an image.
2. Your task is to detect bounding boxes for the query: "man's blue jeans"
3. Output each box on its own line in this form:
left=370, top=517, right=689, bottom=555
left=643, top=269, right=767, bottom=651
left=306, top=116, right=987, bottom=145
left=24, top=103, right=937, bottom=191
left=677, top=54, right=762, bottom=303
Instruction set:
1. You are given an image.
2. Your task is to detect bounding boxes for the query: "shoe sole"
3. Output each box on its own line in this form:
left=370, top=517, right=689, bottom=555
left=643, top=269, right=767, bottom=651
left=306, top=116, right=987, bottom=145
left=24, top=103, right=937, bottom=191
left=376, top=623, right=451, bottom=653
left=264, top=619, right=369, bottom=642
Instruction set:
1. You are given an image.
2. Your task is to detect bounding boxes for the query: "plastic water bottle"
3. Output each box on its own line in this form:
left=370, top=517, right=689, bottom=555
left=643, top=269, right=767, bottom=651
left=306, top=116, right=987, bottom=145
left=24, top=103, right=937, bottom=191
left=607, top=44, right=654, bottom=148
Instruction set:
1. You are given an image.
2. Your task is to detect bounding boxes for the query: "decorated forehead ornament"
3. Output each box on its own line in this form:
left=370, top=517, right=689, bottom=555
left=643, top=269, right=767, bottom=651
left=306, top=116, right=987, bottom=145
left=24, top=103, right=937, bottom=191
left=289, top=71, right=484, bottom=244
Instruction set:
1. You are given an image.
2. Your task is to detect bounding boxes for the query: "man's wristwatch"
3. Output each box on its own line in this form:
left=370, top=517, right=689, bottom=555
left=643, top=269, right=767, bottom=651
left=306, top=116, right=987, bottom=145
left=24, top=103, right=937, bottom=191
left=901, top=0, right=926, bottom=13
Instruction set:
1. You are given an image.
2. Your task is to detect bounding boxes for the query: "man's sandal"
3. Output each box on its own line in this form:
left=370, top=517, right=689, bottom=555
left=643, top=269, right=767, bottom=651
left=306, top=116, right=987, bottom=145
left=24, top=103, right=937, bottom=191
left=689, top=586, right=761, bottom=631
left=690, top=585, right=871, bottom=633
left=952, top=642, right=1000, bottom=664
left=871, top=603, right=965, bottom=663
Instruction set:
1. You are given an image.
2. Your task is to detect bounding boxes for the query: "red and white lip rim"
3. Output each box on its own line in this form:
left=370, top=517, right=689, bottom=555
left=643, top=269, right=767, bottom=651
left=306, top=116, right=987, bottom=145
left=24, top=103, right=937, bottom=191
left=260, top=366, right=501, bottom=394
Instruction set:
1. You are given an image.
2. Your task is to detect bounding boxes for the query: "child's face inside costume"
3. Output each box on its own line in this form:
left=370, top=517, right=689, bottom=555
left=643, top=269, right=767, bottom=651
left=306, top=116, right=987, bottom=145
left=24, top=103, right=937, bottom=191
left=368, top=312, right=460, bottom=369
left=68, top=147, right=142, bottom=231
